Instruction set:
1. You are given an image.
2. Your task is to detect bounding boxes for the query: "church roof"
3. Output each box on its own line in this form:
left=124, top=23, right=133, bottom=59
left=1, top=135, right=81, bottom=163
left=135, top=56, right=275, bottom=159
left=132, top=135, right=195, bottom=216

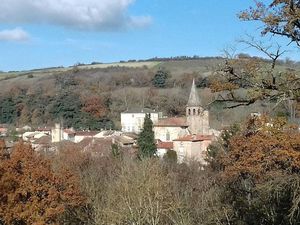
left=173, top=134, right=213, bottom=142
left=154, top=117, right=188, bottom=127
left=187, top=79, right=201, bottom=107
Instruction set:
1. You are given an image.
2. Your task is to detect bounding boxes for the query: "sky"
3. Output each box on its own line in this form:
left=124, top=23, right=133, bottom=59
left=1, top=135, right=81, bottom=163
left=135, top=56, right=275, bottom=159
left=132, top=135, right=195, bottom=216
left=0, top=0, right=299, bottom=71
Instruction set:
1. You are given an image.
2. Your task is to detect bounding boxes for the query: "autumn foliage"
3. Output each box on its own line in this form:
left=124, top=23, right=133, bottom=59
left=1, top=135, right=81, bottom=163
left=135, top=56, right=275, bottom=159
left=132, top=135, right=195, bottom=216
left=239, top=0, right=300, bottom=47
left=0, top=141, right=85, bottom=225
left=219, top=116, right=300, bottom=181
left=81, top=95, right=107, bottom=119
left=210, top=116, right=300, bottom=224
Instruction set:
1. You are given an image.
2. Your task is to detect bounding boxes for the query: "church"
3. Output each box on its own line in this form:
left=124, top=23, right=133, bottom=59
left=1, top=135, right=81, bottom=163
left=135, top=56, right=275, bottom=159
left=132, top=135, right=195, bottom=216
left=154, top=79, right=215, bottom=163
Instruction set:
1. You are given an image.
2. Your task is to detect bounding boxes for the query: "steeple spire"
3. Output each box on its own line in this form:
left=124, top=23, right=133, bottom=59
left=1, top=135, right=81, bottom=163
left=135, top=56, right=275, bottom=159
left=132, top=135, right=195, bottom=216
left=187, top=79, right=201, bottom=107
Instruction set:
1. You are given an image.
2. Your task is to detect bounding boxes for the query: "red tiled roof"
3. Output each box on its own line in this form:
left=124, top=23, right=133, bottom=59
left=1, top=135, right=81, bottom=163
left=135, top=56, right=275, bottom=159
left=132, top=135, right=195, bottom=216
left=37, top=127, right=51, bottom=131
left=154, top=117, right=188, bottom=127
left=174, top=135, right=214, bottom=142
left=78, top=137, right=112, bottom=146
left=157, top=141, right=173, bottom=149
left=77, top=138, right=113, bottom=155
left=64, top=129, right=76, bottom=135
left=33, top=136, right=51, bottom=145
left=75, top=131, right=100, bottom=136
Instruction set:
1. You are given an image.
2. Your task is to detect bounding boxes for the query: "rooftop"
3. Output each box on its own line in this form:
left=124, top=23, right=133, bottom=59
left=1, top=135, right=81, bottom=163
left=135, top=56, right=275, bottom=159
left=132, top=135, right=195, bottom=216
left=33, top=136, right=51, bottom=145
left=75, top=131, right=100, bottom=136
left=64, top=129, right=76, bottom=135
left=174, top=134, right=214, bottom=142
left=37, top=127, right=52, bottom=132
left=157, top=141, right=173, bottom=149
left=122, top=108, right=158, bottom=114
left=154, top=117, right=188, bottom=127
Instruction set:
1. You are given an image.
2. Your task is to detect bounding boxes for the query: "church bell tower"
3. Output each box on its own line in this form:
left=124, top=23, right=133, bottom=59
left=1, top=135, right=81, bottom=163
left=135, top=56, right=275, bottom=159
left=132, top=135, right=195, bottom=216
left=186, top=79, right=210, bottom=134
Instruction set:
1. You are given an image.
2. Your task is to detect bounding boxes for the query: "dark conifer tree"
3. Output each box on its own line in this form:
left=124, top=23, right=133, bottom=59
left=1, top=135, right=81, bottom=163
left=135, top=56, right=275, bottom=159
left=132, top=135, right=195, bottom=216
left=137, top=114, right=157, bottom=158
left=151, top=68, right=170, bottom=88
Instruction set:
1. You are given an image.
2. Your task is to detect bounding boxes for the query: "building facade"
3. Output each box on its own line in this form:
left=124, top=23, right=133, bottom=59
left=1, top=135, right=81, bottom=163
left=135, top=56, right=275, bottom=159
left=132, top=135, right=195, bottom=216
left=121, top=108, right=162, bottom=134
left=154, top=79, right=214, bottom=163
left=153, top=117, right=189, bottom=142
left=173, top=135, right=212, bottom=164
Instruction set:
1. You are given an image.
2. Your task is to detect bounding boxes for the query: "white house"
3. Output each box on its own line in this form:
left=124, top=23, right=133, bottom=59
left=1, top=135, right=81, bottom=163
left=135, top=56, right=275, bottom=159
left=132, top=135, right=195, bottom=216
left=121, top=108, right=162, bottom=134
left=74, top=131, right=100, bottom=143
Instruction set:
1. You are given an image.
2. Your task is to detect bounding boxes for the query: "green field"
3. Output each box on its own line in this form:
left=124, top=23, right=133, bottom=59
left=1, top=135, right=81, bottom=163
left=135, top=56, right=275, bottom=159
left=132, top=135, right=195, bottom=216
left=0, top=61, right=162, bottom=81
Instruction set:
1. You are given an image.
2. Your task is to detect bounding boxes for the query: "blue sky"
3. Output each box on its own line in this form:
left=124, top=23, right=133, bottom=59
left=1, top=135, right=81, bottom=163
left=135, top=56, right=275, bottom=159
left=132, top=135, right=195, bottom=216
left=0, top=0, right=299, bottom=71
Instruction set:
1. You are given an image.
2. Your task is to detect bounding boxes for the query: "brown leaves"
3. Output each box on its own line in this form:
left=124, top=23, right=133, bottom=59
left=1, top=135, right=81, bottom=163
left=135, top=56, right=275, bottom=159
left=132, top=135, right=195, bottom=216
left=210, top=80, right=239, bottom=92
left=0, top=142, right=85, bottom=224
left=240, top=0, right=300, bottom=46
left=81, top=94, right=107, bottom=119
left=219, top=116, right=300, bottom=183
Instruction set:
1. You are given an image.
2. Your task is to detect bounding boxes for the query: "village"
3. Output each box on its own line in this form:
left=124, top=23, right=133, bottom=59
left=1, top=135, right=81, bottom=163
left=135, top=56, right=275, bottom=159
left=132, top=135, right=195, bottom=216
left=0, top=80, right=221, bottom=163
left=2, top=0, right=300, bottom=223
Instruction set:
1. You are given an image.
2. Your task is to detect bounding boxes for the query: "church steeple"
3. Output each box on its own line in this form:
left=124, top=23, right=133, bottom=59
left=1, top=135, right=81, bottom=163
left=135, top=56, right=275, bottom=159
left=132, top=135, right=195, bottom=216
left=186, top=79, right=210, bottom=135
left=187, top=79, right=201, bottom=107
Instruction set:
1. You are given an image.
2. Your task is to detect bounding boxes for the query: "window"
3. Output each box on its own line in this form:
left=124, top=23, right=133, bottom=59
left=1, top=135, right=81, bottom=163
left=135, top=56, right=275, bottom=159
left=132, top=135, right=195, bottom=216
left=188, top=109, right=191, bottom=115
left=193, top=109, right=196, bottom=115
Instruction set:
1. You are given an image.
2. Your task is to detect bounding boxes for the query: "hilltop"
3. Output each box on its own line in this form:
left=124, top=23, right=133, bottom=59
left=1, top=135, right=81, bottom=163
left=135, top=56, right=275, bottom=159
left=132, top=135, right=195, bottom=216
left=0, top=56, right=299, bottom=130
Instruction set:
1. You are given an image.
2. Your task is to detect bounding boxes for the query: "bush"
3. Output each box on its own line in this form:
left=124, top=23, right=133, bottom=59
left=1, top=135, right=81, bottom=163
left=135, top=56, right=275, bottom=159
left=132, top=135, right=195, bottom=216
left=27, top=74, right=34, bottom=78
left=163, top=149, right=177, bottom=163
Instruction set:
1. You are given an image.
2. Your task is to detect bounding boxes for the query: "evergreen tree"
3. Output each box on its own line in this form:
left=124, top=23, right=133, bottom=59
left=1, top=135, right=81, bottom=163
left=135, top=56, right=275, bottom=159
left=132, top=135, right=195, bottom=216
left=137, top=114, right=157, bottom=158
left=152, top=68, right=170, bottom=88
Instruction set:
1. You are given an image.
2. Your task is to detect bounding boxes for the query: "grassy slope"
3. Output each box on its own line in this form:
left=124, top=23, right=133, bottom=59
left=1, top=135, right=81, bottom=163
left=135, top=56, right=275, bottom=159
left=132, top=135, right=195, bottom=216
left=0, top=61, right=162, bottom=92
left=0, top=59, right=218, bottom=91
left=1, top=58, right=299, bottom=82
left=0, top=58, right=299, bottom=129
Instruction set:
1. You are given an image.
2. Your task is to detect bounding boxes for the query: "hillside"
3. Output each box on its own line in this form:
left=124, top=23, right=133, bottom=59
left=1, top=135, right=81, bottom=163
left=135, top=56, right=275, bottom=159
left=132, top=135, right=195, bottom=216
left=0, top=57, right=299, bottom=130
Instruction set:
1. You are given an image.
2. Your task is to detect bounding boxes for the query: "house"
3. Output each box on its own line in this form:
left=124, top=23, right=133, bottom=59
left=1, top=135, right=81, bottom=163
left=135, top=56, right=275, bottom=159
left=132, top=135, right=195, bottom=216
left=37, top=127, right=52, bottom=135
left=23, top=131, right=47, bottom=142
left=113, top=135, right=135, bottom=148
left=78, top=138, right=112, bottom=157
left=121, top=108, right=162, bottom=133
left=173, top=134, right=214, bottom=164
left=156, top=140, right=173, bottom=158
left=63, top=129, right=76, bottom=142
left=74, top=131, right=100, bottom=143
left=32, top=136, right=52, bottom=152
left=16, top=125, right=32, bottom=133
left=153, top=79, right=216, bottom=163
left=154, top=117, right=189, bottom=142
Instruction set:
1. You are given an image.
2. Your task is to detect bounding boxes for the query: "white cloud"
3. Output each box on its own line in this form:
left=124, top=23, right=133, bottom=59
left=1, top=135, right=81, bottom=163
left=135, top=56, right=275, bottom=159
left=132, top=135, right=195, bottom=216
left=0, top=0, right=151, bottom=31
left=0, top=28, right=30, bottom=42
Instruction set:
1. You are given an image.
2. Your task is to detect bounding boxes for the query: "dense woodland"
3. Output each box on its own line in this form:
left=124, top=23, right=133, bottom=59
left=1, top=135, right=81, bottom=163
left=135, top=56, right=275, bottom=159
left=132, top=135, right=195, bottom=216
left=0, top=55, right=299, bottom=131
